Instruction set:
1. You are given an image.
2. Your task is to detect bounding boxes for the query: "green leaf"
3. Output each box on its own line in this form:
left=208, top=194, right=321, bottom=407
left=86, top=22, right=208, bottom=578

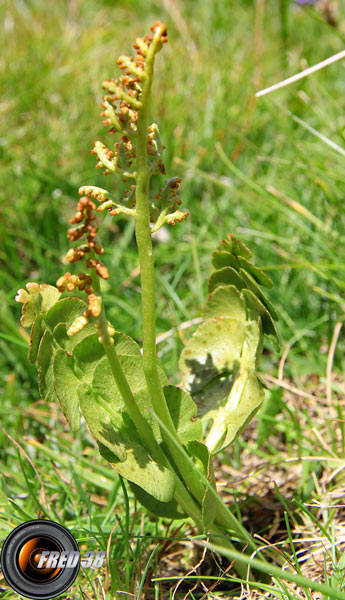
left=210, top=371, right=264, bottom=452
left=214, top=234, right=272, bottom=288
left=89, top=355, right=168, bottom=448
left=242, top=288, right=279, bottom=348
left=208, top=266, right=246, bottom=294
left=19, top=286, right=43, bottom=327
left=17, top=283, right=61, bottom=328
left=28, top=313, right=44, bottom=364
left=206, top=280, right=278, bottom=347
left=179, top=317, right=246, bottom=394
left=53, top=349, right=81, bottom=431
left=79, top=385, right=175, bottom=502
left=237, top=255, right=273, bottom=289
left=37, top=330, right=55, bottom=402
left=52, top=321, right=96, bottom=352
left=131, top=387, right=162, bottom=443
left=115, top=448, right=175, bottom=502
left=179, top=233, right=277, bottom=453
left=212, top=250, right=272, bottom=290
left=198, top=368, right=265, bottom=454
left=36, top=297, right=90, bottom=393
left=39, top=285, right=62, bottom=313
left=78, top=384, right=126, bottom=461
left=238, top=268, right=279, bottom=321
left=163, top=386, right=203, bottom=443
left=92, top=355, right=168, bottom=408
left=129, top=482, right=186, bottom=519
left=73, top=334, right=105, bottom=382
left=36, top=298, right=144, bottom=430
left=192, top=375, right=233, bottom=421
left=22, top=288, right=175, bottom=499
left=72, top=331, right=139, bottom=385
left=32, top=290, right=140, bottom=395
left=204, top=285, right=246, bottom=321
left=203, top=321, right=264, bottom=453
left=132, top=385, right=203, bottom=447
left=44, top=297, right=87, bottom=331
left=72, top=330, right=140, bottom=385
left=212, top=250, right=240, bottom=271
left=111, top=331, right=141, bottom=356
left=179, top=317, right=265, bottom=453
left=217, top=233, right=252, bottom=259
left=187, top=441, right=216, bottom=531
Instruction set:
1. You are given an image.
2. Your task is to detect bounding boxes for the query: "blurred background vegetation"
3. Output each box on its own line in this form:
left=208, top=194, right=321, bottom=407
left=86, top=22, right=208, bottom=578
left=1, top=1, right=345, bottom=597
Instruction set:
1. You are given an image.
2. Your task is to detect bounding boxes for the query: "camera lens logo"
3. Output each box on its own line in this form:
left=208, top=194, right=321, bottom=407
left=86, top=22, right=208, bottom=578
left=1, top=520, right=80, bottom=599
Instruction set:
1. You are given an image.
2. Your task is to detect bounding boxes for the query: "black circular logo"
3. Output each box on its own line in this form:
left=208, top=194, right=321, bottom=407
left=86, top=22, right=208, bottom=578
left=1, top=520, right=80, bottom=599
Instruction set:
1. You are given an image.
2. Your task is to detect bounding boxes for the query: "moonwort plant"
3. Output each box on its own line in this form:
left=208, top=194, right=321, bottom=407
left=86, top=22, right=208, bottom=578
left=16, top=23, right=279, bottom=576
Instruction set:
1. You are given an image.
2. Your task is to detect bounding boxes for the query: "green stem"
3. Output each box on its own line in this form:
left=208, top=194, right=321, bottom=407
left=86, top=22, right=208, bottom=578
left=171, top=480, right=251, bottom=581
left=91, top=272, right=162, bottom=464
left=134, top=26, right=209, bottom=507
left=153, top=410, right=259, bottom=554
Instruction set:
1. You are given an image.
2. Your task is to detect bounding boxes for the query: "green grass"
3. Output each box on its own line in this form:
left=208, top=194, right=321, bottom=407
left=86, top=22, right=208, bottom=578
left=1, top=0, right=345, bottom=598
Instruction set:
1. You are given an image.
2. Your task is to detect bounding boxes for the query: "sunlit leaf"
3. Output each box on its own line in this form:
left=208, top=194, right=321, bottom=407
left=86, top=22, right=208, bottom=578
left=204, top=285, right=246, bottom=321
left=179, top=233, right=277, bottom=453
left=28, top=313, right=44, bottom=364
left=164, top=385, right=203, bottom=443
left=238, top=255, right=273, bottom=289
left=37, top=330, right=55, bottom=402
left=16, top=283, right=61, bottom=328
left=187, top=441, right=216, bottom=530
left=53, top=349, right=81, bottom=431
left=208, top=266, right=246, bottom=294
left=217, top=233, right=252, bottom=259
left=79, top=386, right=175, bottom=502
left=180, top=317, right=246, bottom=394
left=129, top=482, right=186, bottom=519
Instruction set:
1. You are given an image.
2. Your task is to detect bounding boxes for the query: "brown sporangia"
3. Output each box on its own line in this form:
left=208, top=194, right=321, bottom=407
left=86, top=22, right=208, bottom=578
left=57, top=194, right=109, bottom=336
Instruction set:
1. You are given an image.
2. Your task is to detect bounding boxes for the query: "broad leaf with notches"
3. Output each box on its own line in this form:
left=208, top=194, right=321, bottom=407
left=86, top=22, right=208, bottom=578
left=179, top=233, right=279, bottom=455
left=19, top=286, right=202, bottom=507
